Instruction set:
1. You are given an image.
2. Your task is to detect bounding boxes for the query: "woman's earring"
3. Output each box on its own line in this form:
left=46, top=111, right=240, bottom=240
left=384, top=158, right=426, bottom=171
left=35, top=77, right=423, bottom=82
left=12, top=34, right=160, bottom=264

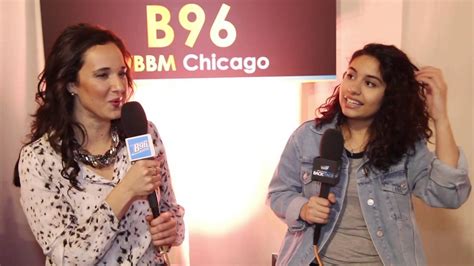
left=67, top=83, right=76, bottom=96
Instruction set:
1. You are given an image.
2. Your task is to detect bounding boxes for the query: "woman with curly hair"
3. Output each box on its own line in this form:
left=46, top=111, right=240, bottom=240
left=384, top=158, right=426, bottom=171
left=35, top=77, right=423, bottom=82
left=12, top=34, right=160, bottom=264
left=17, top=23, right=184, bottom=265
left=267, top=43, right=470, bottom=266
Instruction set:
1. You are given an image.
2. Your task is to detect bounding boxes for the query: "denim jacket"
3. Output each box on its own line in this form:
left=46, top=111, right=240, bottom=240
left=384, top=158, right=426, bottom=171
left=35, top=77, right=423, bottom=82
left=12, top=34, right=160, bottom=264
left=267, top=120, right=471, bottom=266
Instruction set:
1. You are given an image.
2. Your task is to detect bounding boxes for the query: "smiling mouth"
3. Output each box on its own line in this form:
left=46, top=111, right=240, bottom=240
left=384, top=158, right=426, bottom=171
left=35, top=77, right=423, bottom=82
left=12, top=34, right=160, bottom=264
left=344, top=96, right=363, bottom=106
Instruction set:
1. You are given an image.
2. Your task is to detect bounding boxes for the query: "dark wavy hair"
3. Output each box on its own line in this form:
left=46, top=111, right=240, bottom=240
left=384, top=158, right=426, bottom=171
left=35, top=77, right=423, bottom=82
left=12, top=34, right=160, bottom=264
left=316, top=43, right=432, bottom=171
left=17, top=23, right=134, bottom=189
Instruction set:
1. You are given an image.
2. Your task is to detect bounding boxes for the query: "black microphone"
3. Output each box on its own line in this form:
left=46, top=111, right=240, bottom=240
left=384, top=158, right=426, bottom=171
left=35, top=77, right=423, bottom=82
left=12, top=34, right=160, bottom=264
left=311, top=129, right=344, bottom=249
left=121, top=101, right=160, bottom=218
left=121, top=102, right=171, bottom=265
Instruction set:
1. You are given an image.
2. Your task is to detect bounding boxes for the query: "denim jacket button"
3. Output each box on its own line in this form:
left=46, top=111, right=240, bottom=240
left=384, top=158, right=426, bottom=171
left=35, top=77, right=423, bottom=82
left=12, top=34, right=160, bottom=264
left=376, top=230, right=384, bottom=237
left=367, top=198, right=375, bottom=206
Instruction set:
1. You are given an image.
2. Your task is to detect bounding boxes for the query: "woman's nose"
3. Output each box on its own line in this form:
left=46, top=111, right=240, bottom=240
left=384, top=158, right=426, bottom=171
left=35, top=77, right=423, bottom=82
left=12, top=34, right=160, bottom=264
left=348, top=83, right=361, bottom=95
left=111, top=75, right=126, bottom=93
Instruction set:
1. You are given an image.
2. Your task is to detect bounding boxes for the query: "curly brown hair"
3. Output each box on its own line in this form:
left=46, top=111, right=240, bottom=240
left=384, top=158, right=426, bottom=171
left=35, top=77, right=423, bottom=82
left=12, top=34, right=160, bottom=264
left=316, top=43, right=432, bottom=171
left=22, top=23, right=134, bottom=189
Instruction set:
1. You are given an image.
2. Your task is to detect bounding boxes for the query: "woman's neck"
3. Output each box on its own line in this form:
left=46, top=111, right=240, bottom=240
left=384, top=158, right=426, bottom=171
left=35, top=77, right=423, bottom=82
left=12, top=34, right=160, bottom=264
left=341, top=122, right=370, bottom=153
left=74, top=119, right=112, bottom=155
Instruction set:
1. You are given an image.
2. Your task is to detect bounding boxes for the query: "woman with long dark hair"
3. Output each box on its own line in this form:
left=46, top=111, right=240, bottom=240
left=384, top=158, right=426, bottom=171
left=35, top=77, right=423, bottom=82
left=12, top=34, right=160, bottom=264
left=267, top=43, right=470, bottom=265
left=18, top=23, right=184, bottom=265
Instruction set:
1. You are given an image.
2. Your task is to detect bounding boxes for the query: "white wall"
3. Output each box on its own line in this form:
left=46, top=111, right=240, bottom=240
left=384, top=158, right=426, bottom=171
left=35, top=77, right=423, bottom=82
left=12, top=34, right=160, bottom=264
left=402, top=0, right=474, bottom=264
left=0, top=0, right=45, bottom=264
left=1, top=0, right=472, bottom=265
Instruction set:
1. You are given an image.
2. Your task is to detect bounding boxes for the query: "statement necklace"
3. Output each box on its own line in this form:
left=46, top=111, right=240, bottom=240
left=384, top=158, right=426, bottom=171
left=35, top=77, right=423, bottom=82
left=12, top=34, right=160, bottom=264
left=73, top=128, right=123, bottom=168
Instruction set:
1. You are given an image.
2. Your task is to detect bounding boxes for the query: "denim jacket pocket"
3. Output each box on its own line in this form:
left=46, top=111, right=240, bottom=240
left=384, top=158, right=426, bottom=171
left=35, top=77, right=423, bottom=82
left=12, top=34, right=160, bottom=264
left=301, top=157, right=320, bottom=197
left=380, top=170, right=410, bottom=221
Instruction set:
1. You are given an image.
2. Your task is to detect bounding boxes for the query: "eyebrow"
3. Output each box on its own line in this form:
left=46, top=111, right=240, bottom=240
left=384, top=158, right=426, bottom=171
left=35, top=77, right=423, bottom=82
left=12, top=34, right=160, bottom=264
left=348, top=66, right=383, bottom=84
left=93, top=66, right=127, bottom=73
left=93, top=67, right=111, bottom=73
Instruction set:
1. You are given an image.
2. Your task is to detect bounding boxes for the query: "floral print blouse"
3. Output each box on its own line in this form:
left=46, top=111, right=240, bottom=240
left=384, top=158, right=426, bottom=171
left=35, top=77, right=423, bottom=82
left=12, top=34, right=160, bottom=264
left=19, top=122, right=185, bottom=265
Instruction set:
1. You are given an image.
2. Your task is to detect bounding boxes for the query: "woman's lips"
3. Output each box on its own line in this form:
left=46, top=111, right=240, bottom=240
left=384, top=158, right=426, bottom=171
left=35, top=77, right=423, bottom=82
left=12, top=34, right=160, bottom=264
left=344, top=95, right=363, bottom=107
left=110, top=99, right=122, bottom=108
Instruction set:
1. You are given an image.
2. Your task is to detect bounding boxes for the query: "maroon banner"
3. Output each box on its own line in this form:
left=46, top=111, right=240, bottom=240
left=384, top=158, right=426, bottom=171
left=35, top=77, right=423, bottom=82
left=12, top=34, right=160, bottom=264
left=40, top=0, right=335, bottom=79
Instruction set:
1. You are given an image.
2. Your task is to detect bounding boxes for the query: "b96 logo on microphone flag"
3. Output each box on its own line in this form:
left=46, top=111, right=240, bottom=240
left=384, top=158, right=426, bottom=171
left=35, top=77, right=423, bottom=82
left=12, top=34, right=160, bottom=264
left=125, top=134, right=156, bottom=162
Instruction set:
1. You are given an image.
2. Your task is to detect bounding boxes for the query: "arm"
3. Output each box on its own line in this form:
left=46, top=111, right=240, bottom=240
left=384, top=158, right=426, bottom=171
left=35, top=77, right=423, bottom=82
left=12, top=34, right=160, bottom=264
left=416, top=67, right=458, bottom=166
left=20, top=140, right=161, bottom=265
left=106, top=159, right=161, bottom=219
left=19, top=145, right=121, bottom=265
left=407, top=140, right=470, bottom=208
left=409, top=67, right=471, bottom=208
left=266, top=133, right=309, bottom=232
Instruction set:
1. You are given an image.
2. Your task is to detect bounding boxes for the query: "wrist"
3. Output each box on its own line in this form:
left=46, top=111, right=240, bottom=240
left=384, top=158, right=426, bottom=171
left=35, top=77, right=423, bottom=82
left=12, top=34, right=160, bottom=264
left=433, top=115, right=451, bottom=128
left=105, top=183, right=135, bottom=220
left=299, top=203, right=308, bottom=223
left=114, top=182, right=135, bottom=202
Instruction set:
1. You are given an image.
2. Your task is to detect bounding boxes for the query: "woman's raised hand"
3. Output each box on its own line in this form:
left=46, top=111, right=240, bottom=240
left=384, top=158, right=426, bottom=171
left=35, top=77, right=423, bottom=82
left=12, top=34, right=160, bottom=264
left=415, top=66, right=449, bottom=122
left=120, top=159, right=162, bottom=198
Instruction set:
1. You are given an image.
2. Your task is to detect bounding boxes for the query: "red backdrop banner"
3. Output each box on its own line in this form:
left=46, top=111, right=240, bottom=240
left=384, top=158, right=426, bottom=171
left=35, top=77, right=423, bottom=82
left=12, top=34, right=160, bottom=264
left=40, top=0, right=335, bottom=79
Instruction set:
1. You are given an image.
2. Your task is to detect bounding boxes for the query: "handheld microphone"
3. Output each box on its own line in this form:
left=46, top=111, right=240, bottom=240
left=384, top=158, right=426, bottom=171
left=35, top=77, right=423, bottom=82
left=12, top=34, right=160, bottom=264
left=121, top=102, right=171, bottom=265
left=311, top=128, right=344, bottom=199
left=120, top=101, right=159, bottom=217
left=311, top=128, right=344, bottom=262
